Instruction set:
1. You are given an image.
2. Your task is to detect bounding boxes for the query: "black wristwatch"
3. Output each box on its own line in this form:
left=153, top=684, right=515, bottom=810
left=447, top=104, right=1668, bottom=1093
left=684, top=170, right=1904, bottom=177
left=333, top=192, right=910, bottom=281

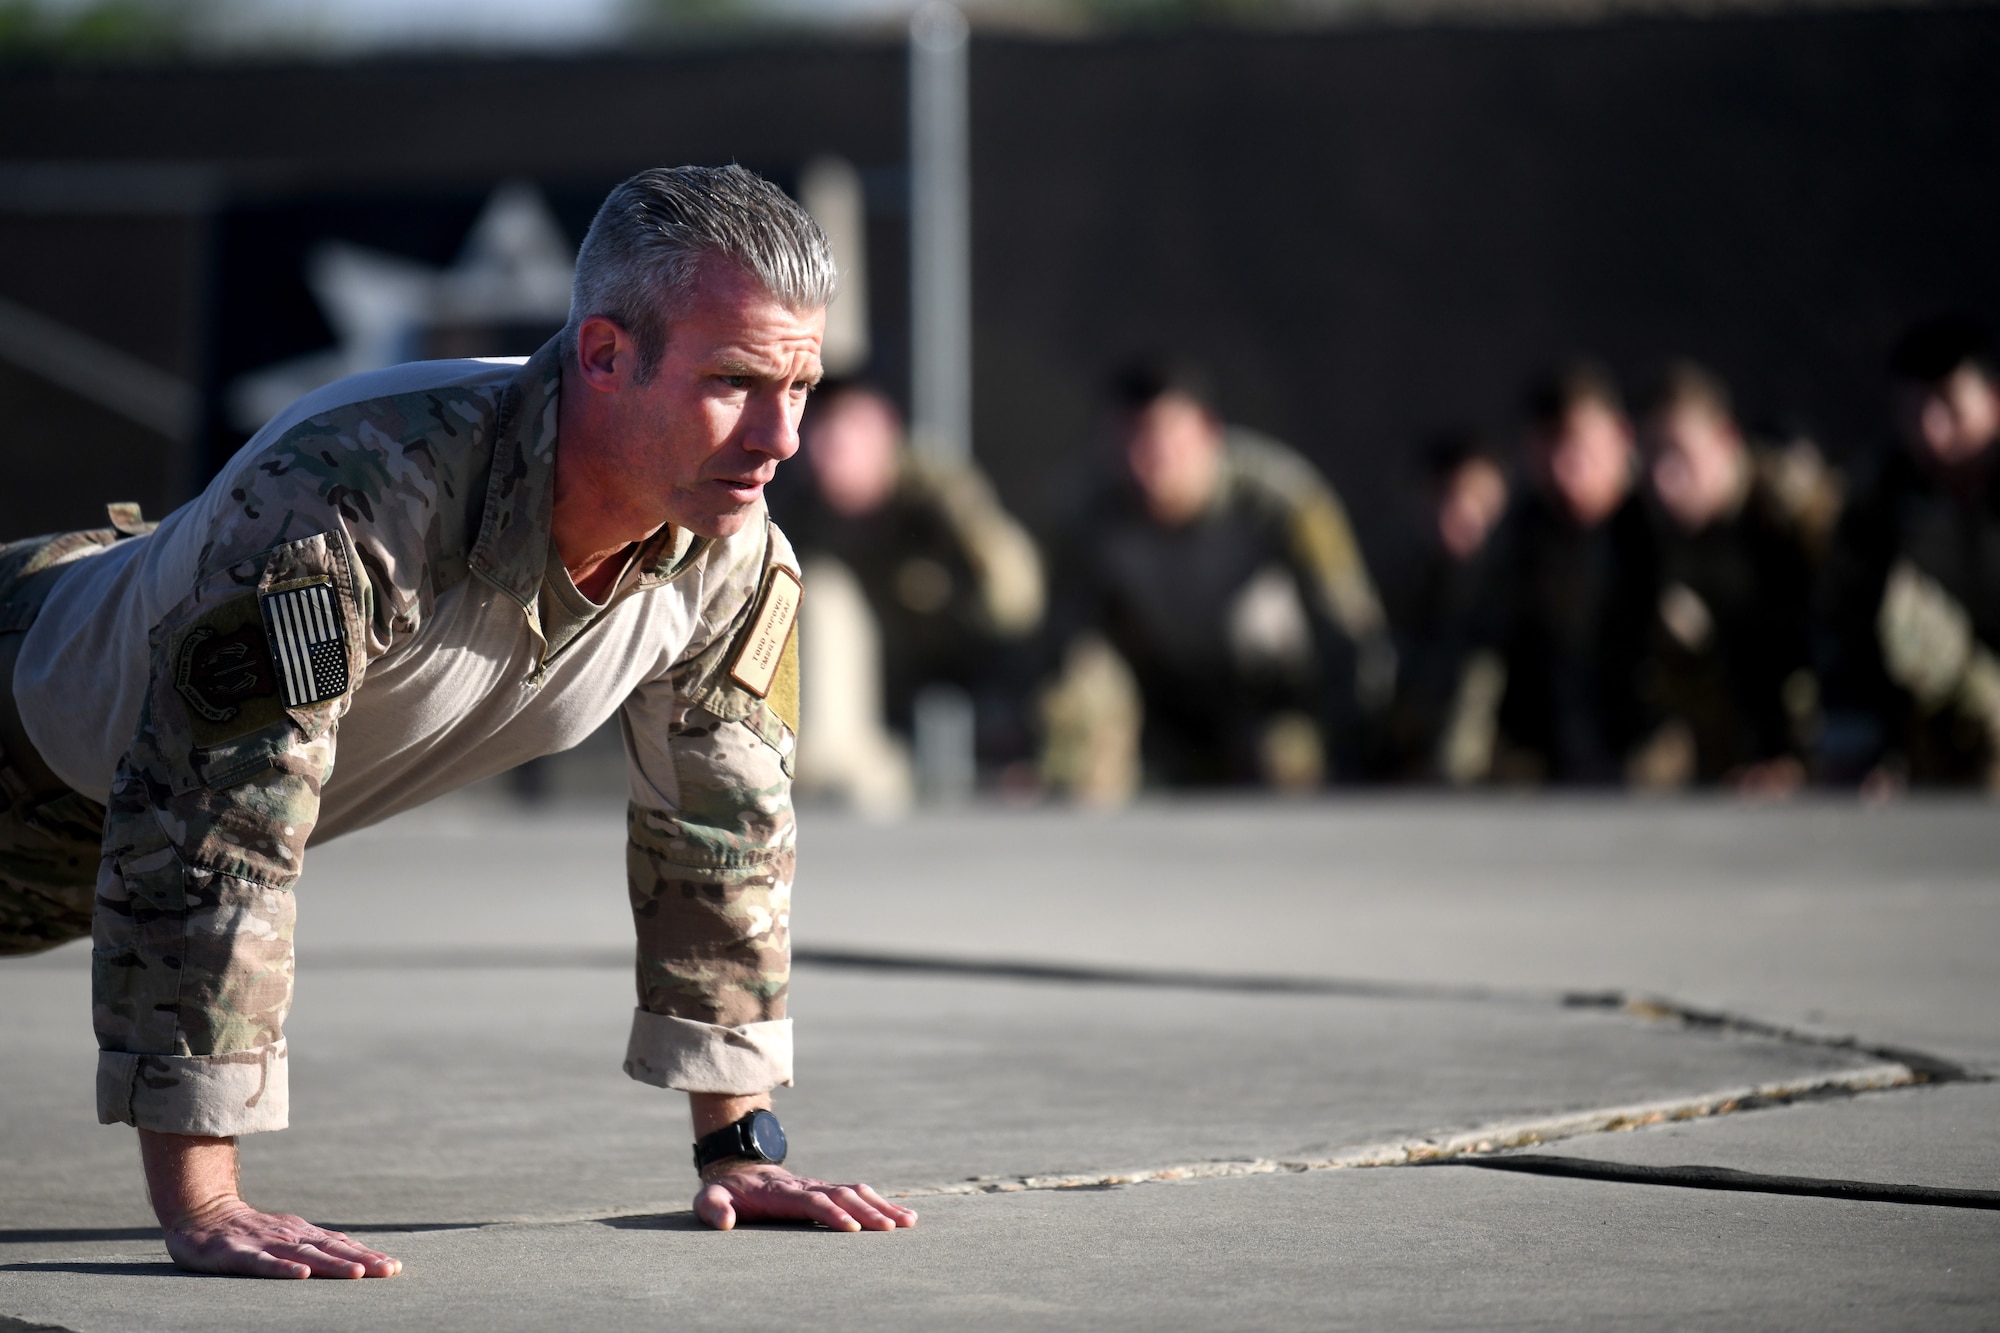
left=692, top=1108, right=788, bottom=1172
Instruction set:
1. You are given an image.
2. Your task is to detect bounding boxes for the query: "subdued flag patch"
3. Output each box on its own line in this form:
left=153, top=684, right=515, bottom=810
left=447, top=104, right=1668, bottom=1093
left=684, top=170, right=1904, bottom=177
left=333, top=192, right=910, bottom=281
left=259, top=580, right=349, bottom=708
left=730, top=566, right=802, bottom=700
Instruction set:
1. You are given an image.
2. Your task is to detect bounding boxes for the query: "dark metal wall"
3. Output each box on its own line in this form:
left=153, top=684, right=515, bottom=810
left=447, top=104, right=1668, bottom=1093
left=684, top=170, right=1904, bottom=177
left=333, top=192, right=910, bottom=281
left=970, top=10, right=2000, bottom=576
left=2, top=8, right=1996, bottom=577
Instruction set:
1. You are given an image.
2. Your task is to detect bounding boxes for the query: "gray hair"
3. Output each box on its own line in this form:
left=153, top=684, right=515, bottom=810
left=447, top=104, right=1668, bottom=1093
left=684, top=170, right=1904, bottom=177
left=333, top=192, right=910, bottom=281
left=563, top=164, right=837, bottom=380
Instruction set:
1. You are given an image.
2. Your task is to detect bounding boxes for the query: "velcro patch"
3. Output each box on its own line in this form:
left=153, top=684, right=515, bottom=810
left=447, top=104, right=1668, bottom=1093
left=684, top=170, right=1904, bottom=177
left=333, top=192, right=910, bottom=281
left=174, top=596, right=285, bottom=746
left=729, top=567, right=802, bottom=700
left=260, top=579, right=350, bottom=708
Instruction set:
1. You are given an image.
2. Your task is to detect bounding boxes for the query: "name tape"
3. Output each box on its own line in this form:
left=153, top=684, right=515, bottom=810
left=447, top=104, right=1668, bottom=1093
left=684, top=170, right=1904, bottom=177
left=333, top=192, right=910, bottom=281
left=729, top=567, right=802, bottom=699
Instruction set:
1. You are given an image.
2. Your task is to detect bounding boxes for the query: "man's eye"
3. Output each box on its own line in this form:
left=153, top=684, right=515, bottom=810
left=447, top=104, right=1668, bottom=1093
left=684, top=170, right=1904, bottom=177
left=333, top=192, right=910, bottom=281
left=720, top=375, right=753, bottom=389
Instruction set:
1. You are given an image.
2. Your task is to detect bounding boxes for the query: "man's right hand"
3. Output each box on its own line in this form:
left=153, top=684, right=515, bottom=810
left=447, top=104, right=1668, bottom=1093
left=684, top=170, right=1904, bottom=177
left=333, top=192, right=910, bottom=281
left=164, top=1199, right=403, bottom=1279
left=138, top=1129, right=402, bottom=1279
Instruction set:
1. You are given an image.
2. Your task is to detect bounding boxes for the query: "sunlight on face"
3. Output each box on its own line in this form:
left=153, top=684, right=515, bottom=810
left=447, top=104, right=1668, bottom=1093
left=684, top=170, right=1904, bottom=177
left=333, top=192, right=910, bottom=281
left=805, top=390, right=903, bottom=519
left=1646, top=403, right=1744, bottom=533
left=1537, top=400, right=1634, bottom=529
left=1902, top=365, right=2000, bottom=471
left=1435, top=457, right=1509, bottom=561
left=607, top=262, right=826, bottom=539
left=1123, top=392, right=1223, bottom=527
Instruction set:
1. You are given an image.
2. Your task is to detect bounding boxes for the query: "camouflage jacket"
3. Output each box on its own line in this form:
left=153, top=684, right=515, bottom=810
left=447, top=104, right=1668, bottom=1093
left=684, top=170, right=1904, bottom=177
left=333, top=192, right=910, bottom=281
left=15, top=342, right=801, bottom=1136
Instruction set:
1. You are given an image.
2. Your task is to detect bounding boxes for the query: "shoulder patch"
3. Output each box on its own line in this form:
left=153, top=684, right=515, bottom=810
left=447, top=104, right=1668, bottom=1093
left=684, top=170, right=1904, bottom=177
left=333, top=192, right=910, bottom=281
left=173, top=594, right=287, bottom=748
left=260, top=579, right=351, bottom=708
left=729, top=566, right=802, bottom=700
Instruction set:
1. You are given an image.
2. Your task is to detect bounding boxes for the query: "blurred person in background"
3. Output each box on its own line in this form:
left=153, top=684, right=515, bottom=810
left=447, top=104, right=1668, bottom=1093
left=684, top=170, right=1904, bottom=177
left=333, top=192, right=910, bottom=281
left=1380, top=430, right=1511, bottom=782
left=1040, top=357, right=1391, bottom=795
left=1818, top=314, right=2000, bottom=791
left=1634, top=360, right=1837, bottom=792
left=771, top=380, right=1043, bottom=811
left=1445, top=359, right=1660, bottom=785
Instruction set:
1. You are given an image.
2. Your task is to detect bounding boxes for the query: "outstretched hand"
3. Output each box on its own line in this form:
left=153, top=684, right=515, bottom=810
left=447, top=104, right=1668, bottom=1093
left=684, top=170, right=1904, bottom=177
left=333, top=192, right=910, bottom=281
left=165, top=1199, right=403, bottom=1280
left=694, top=1161, right=919, bottom=1232
left=138, top=1129, right=401, bottom=1279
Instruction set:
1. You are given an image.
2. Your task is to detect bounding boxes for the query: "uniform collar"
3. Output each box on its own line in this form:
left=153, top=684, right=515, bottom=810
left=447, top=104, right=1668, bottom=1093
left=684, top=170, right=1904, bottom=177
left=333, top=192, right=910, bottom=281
left=468, top=337, right=707, bottom=612
left=468, top=338, right=564, bottom=611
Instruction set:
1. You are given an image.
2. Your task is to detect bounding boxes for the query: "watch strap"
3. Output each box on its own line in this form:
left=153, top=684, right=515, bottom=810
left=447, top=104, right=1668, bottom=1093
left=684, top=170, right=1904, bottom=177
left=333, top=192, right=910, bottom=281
left=692, top=1109, right=784, bottom=1171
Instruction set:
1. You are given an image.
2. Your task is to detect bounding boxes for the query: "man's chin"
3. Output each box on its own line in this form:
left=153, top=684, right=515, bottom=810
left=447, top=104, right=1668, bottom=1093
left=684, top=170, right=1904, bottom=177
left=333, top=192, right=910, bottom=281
left=674, top=500, right=762, bottom=542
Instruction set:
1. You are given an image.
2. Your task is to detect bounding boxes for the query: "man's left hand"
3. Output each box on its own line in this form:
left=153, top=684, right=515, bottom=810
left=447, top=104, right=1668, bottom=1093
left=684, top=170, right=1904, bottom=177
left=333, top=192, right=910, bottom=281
left=694, top=1162, right=918, bottom=1232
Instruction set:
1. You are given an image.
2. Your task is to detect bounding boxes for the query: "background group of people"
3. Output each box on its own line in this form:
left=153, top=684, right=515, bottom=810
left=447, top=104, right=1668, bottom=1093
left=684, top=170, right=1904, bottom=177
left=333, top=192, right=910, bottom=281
left=772, top=313, right=2000, bottom=805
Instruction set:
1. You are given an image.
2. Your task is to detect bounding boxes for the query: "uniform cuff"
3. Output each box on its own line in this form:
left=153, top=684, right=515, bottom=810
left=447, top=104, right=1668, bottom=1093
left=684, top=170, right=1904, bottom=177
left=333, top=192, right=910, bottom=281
left=96, top=1041, right=289, bottom=1136
left=623, top=1010, right=792, bottom=1094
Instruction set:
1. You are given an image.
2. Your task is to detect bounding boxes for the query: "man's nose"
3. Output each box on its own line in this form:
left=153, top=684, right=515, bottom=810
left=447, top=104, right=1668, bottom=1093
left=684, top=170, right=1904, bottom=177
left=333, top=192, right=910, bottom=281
left=746, top=395, right=803, bottom=462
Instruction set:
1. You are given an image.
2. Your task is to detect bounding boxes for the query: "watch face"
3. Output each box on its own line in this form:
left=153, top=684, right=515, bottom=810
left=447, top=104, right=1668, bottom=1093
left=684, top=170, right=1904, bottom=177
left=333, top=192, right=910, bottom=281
left=747, top=1109, right=788, bottom=1163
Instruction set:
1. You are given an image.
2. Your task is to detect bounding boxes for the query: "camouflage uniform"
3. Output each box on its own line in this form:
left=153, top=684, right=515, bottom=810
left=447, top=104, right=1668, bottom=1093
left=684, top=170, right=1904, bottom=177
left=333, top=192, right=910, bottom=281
left=1818, top=445, right=2000, bottom=786
left=1, top=341, right=801, bottom=1137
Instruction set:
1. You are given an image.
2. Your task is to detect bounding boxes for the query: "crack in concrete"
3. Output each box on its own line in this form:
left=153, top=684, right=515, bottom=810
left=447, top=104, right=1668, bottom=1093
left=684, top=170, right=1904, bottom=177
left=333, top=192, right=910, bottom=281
left=41, top=1065, right=1921, bottom=1238
left=1447, top=1153, right=2000, bottom=1209
left=794, top=948, right=1529, bottom=1005
left=882, top=1062, right=1919, bottom=1198
left=1564, top=991, right=1982, bottom=1084
left=13, top=947, right=1981, bottom=1237
left=790, top=950, right=1988, bottom=1088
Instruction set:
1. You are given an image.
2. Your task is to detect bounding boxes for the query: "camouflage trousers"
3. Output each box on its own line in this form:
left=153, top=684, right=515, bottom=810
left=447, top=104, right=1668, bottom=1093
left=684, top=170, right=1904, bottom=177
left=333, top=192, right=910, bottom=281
left=0, top=529, right=117, bottom=956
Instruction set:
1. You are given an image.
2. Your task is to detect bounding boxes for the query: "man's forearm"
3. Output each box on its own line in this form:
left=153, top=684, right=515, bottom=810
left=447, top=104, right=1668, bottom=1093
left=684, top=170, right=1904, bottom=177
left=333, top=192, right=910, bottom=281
left=688, top=1091, right=771, bottom=1140
left=137, top=1127, right=404, bottom=1277
left=137, top=1129, right=242, bottom=1227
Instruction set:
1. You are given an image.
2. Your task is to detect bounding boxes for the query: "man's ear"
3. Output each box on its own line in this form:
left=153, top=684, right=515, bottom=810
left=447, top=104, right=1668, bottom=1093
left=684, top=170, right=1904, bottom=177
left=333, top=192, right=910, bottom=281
left=573, top=315, right=633, bottom=394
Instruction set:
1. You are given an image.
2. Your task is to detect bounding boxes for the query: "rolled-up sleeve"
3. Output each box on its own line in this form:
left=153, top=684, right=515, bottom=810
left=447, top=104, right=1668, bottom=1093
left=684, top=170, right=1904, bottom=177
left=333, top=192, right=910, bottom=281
left=89, top=380, right=479, bottom=1136
left=618, top=519, right=800, bottom=1095
left=94, top=528, right=372, bottom=1135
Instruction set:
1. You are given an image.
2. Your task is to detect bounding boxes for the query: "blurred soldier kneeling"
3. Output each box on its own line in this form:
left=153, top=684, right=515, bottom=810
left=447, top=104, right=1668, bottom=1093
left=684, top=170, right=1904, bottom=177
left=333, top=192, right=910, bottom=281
left=1634, top=360, right=1839, bottom=794
left=772, top=381, right=1044, bottom=811
left=1041, top=356, right=1391, bottom=797
left=1818, top=315, right=2000, bottom=792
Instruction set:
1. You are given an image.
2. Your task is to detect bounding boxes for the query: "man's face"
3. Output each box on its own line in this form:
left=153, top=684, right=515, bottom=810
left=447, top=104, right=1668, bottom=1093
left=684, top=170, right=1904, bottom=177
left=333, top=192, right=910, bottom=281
left=1122, top=392, right=1223, bottom=527
left=1645, top=402, right=1745, bottom=533
left=587, top=261, right=825, bottom=540
left=804, top=390, right=902, bottom=519
left=1532, top=399, right=1634, bottom=529
left=1898, top=364, right=2000, bottom=472
left=1435, top=457, right=1508, bottom=562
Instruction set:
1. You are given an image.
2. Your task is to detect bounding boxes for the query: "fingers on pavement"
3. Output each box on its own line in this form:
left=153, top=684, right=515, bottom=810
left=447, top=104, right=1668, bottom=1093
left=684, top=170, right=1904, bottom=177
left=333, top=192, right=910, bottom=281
left=320, top=1237, right=403, bottom=1275
left=275, top=1242, right=367, bottom=1279
left=855, top=1184, right=919, bottom=1228
left=825, top=1186, right=897, bottom=1231
left=695, top=1183, right=739, bottom=1231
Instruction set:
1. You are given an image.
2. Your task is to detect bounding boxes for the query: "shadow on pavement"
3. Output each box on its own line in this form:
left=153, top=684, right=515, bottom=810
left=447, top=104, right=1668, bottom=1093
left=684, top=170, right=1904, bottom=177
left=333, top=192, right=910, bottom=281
left=1, top=1261, right=183, bottom=1278
left=0, top=1222, right=481, bottom=1247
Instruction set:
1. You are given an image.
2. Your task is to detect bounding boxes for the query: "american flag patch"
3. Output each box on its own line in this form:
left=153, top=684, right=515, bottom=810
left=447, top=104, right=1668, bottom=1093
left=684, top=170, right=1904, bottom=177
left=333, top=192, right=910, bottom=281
left=259, top=580, right=350, bottom=708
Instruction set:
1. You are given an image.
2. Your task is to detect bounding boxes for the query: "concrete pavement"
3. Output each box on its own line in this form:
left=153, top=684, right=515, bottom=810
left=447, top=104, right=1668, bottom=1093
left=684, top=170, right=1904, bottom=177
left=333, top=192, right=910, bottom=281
left=3, top=797, right=1996, bottom=1330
